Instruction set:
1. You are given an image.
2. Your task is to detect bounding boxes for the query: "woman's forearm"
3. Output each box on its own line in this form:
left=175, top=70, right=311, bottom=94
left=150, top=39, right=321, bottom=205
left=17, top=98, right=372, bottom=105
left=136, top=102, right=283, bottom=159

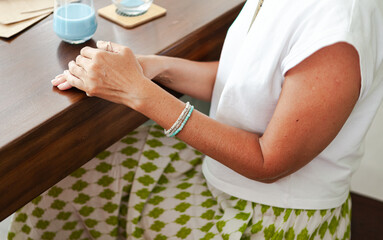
left=140, top=55, right=219, bottom=102
left=133, top=81, right=272, bottom=182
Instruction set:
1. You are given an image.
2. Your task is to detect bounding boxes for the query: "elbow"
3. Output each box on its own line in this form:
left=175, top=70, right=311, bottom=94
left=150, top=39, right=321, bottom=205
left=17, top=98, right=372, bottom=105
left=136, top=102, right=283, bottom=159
left=244, top=156, right=289, bottom=184
left=233, top=137, right=292, bottom=184
left=256, top=176, right=282, bottom=184
left=251, top=176, right=277, bottom=184
left=245, top=138, right=290, bottom=183
left=248, top=172, right=284, bottom=184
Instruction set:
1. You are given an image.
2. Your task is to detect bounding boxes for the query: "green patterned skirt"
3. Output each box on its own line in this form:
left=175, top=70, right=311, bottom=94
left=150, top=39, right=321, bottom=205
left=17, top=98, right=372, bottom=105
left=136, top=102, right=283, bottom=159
left=8, top=125, right=351, bottom=240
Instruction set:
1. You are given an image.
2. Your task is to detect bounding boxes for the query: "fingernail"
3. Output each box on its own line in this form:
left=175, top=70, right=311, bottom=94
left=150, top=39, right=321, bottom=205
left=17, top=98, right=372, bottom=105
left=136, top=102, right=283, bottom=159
left=51, top=79, right=58, bottom=85
left=52, top=74, right=62, bottom=83
left=57, top=82, right=71, bottom=90
left=57, top=82, right=65, bottom=90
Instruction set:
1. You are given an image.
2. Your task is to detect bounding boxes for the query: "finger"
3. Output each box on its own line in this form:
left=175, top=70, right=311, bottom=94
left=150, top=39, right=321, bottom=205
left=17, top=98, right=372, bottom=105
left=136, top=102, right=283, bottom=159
left=97, top=40, right=123, bottom=54
left=64, top=70, right=85, bottom=90
left=80, top=46, right=100, bottom=59
left=68, top=60, right=86, bottom=78
left=51, top=74, right=66, bottom=86
left=75, top=55, right=92, bottom=71
left=57, top=81, right=73, bottom=90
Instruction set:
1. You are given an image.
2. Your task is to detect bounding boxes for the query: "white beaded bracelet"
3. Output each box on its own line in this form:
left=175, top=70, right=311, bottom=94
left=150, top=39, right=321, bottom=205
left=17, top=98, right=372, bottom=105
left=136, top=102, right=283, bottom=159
left=164, top=102, right=191, bottom=137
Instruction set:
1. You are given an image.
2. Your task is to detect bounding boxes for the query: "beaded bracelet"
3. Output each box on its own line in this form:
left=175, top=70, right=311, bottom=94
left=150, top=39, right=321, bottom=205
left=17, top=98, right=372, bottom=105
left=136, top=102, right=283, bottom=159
left=164, top=102, right=191, bottom=136
left=169, top=108, right=190, bottom=136
left=164, top=102, right=191, bottom=137
left=170, top=105, right=194, bottom=137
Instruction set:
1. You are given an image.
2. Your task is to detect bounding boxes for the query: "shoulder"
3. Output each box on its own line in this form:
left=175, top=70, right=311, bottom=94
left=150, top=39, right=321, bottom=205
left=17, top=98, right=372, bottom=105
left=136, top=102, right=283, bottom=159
left=277, top=0, right=383, bottom=99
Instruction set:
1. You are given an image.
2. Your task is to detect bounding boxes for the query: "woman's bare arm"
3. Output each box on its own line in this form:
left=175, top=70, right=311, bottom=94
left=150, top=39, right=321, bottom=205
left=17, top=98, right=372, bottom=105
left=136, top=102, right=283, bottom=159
left=64, top=41, right=360, bottom=183
left=137, top=55, right=218, bottom=102
left=133, top=42, right=361, bottom=182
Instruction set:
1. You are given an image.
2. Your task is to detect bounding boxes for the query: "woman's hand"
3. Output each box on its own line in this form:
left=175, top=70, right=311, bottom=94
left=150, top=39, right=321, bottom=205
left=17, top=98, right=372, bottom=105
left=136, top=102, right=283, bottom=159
left=54, top=41, right=153, bottom=109
left=51, top=46, right=164, bottom=92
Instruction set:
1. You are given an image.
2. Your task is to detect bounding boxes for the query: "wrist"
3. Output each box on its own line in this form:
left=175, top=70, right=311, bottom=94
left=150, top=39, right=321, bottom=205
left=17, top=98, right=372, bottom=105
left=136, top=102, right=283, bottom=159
left=132, top=80, right=186, bottom=131
left=152, top=56, right=172, bottom=83
left=129, top=78, right=158, bottom=112
left=120, top=76, right=152, bottom=111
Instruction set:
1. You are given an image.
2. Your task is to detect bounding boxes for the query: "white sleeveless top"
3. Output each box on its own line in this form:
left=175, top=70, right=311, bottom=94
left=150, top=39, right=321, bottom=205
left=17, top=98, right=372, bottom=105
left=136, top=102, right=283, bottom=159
left=202, top=0, right=383, bottom=209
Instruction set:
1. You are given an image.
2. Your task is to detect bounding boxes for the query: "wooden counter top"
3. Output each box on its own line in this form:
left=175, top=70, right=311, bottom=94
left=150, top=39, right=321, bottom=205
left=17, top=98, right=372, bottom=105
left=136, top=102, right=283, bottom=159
left=0, top=0, right=244, bottom=221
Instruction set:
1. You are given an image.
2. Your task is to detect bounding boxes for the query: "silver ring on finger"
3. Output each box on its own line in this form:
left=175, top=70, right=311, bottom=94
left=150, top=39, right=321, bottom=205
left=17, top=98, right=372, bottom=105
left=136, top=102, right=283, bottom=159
left=107, top=41, right=113, bottom=52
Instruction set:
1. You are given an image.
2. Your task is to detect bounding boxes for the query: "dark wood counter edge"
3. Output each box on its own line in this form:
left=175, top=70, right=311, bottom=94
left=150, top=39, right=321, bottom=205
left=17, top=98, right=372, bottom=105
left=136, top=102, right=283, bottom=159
left=0, top=2, right=244, bottom=221
left=351, top=192, right=383, bottom=239
left=157, top=1, right=242, bottom=60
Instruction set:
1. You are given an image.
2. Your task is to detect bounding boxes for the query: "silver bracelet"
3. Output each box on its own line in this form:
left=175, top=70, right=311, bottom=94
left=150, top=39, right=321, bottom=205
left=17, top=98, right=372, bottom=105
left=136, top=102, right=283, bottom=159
left=164, top=102, right=191, bottom=137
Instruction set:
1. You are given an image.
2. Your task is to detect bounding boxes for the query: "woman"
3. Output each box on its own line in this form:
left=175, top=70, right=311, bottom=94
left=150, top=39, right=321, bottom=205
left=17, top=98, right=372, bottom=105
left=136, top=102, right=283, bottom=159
left=9, top=0, right=383, bottom=239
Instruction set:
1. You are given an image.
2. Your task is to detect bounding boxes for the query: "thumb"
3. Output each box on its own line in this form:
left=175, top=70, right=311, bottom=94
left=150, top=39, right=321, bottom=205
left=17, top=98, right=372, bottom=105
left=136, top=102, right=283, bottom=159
left=97, top=41, right=124, bottom=54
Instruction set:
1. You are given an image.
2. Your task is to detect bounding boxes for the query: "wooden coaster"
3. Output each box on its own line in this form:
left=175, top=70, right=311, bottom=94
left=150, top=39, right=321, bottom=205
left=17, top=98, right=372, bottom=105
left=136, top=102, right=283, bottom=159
left=98, top=4, right=166, bottom=29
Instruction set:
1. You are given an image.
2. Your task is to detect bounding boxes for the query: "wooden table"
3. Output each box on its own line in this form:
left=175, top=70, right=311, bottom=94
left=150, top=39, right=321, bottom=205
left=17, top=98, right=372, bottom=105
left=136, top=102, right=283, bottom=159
left=0, top=0, right=244, bottom=221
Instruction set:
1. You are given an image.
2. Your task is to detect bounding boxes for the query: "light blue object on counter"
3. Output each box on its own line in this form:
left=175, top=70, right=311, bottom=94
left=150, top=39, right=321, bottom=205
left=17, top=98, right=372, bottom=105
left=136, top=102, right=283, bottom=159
left=53, top=3, right=97, bottom=44
left=113, top=0, right=153, bottom=16
left=121, top=0, right=145, bottom=7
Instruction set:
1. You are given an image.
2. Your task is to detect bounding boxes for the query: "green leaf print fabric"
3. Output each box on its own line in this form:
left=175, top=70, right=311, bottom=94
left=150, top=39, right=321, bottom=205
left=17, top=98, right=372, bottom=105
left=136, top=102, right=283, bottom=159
left=8, top=125, right=351, bottom=240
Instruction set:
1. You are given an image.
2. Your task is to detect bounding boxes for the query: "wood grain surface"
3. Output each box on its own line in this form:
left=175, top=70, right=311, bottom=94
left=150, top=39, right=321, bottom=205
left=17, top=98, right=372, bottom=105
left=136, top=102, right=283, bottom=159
left=0, top=0, right=244, bottom=221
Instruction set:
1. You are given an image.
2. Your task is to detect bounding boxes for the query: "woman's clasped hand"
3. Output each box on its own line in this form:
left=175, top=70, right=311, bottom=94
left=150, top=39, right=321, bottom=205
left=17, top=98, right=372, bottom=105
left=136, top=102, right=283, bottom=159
left=51, top=41, right=157, bottom=109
